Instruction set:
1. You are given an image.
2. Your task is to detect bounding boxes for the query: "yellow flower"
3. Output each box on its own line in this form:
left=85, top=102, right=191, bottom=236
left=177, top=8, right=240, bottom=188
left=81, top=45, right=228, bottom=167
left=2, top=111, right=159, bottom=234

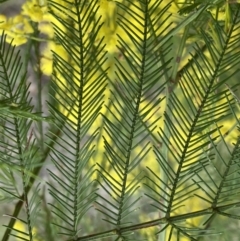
left=40, top=41, right=69, bottom=75
left=21, top=0, right=48, bottom=22
left=0, top=14, right=7, bottom=24
left=0, top=14, right=33, bottom=46
left=13, top=220, right=41, bottom=241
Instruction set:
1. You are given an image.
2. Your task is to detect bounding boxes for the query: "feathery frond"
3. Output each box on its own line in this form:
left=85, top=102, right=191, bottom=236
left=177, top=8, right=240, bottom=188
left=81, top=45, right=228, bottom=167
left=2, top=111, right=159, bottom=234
left=95, top=0, right=170, bottom=238
left=0, top=32, right=41, bottom=241
left=46, top=0, right=107, bottom=238
left=145, top=3, right=240, bottom=240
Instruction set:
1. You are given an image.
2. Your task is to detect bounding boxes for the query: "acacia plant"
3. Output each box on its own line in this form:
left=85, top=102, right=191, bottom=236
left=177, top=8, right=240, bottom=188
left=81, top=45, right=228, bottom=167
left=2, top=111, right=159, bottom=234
left=0, top=0, right=240, bottom=240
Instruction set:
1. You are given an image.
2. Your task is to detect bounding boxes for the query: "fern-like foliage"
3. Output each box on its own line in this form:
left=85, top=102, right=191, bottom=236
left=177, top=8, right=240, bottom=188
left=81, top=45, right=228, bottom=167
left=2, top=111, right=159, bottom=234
left=95, top=0, right=170, bottom=234
left=144, top=4, right=240, bottom=241
left=1, top=1, right=240, bottom=241
left=0, top=33, right=41, bottom=240
left=46, top=0, right=107, bottom=239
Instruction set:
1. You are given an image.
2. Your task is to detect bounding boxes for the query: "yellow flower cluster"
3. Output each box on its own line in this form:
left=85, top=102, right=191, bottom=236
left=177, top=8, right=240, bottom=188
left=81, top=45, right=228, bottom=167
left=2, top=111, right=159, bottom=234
left=0, top=0, right=127, bottom=76
left=0, top=14, right=33, bottom=45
